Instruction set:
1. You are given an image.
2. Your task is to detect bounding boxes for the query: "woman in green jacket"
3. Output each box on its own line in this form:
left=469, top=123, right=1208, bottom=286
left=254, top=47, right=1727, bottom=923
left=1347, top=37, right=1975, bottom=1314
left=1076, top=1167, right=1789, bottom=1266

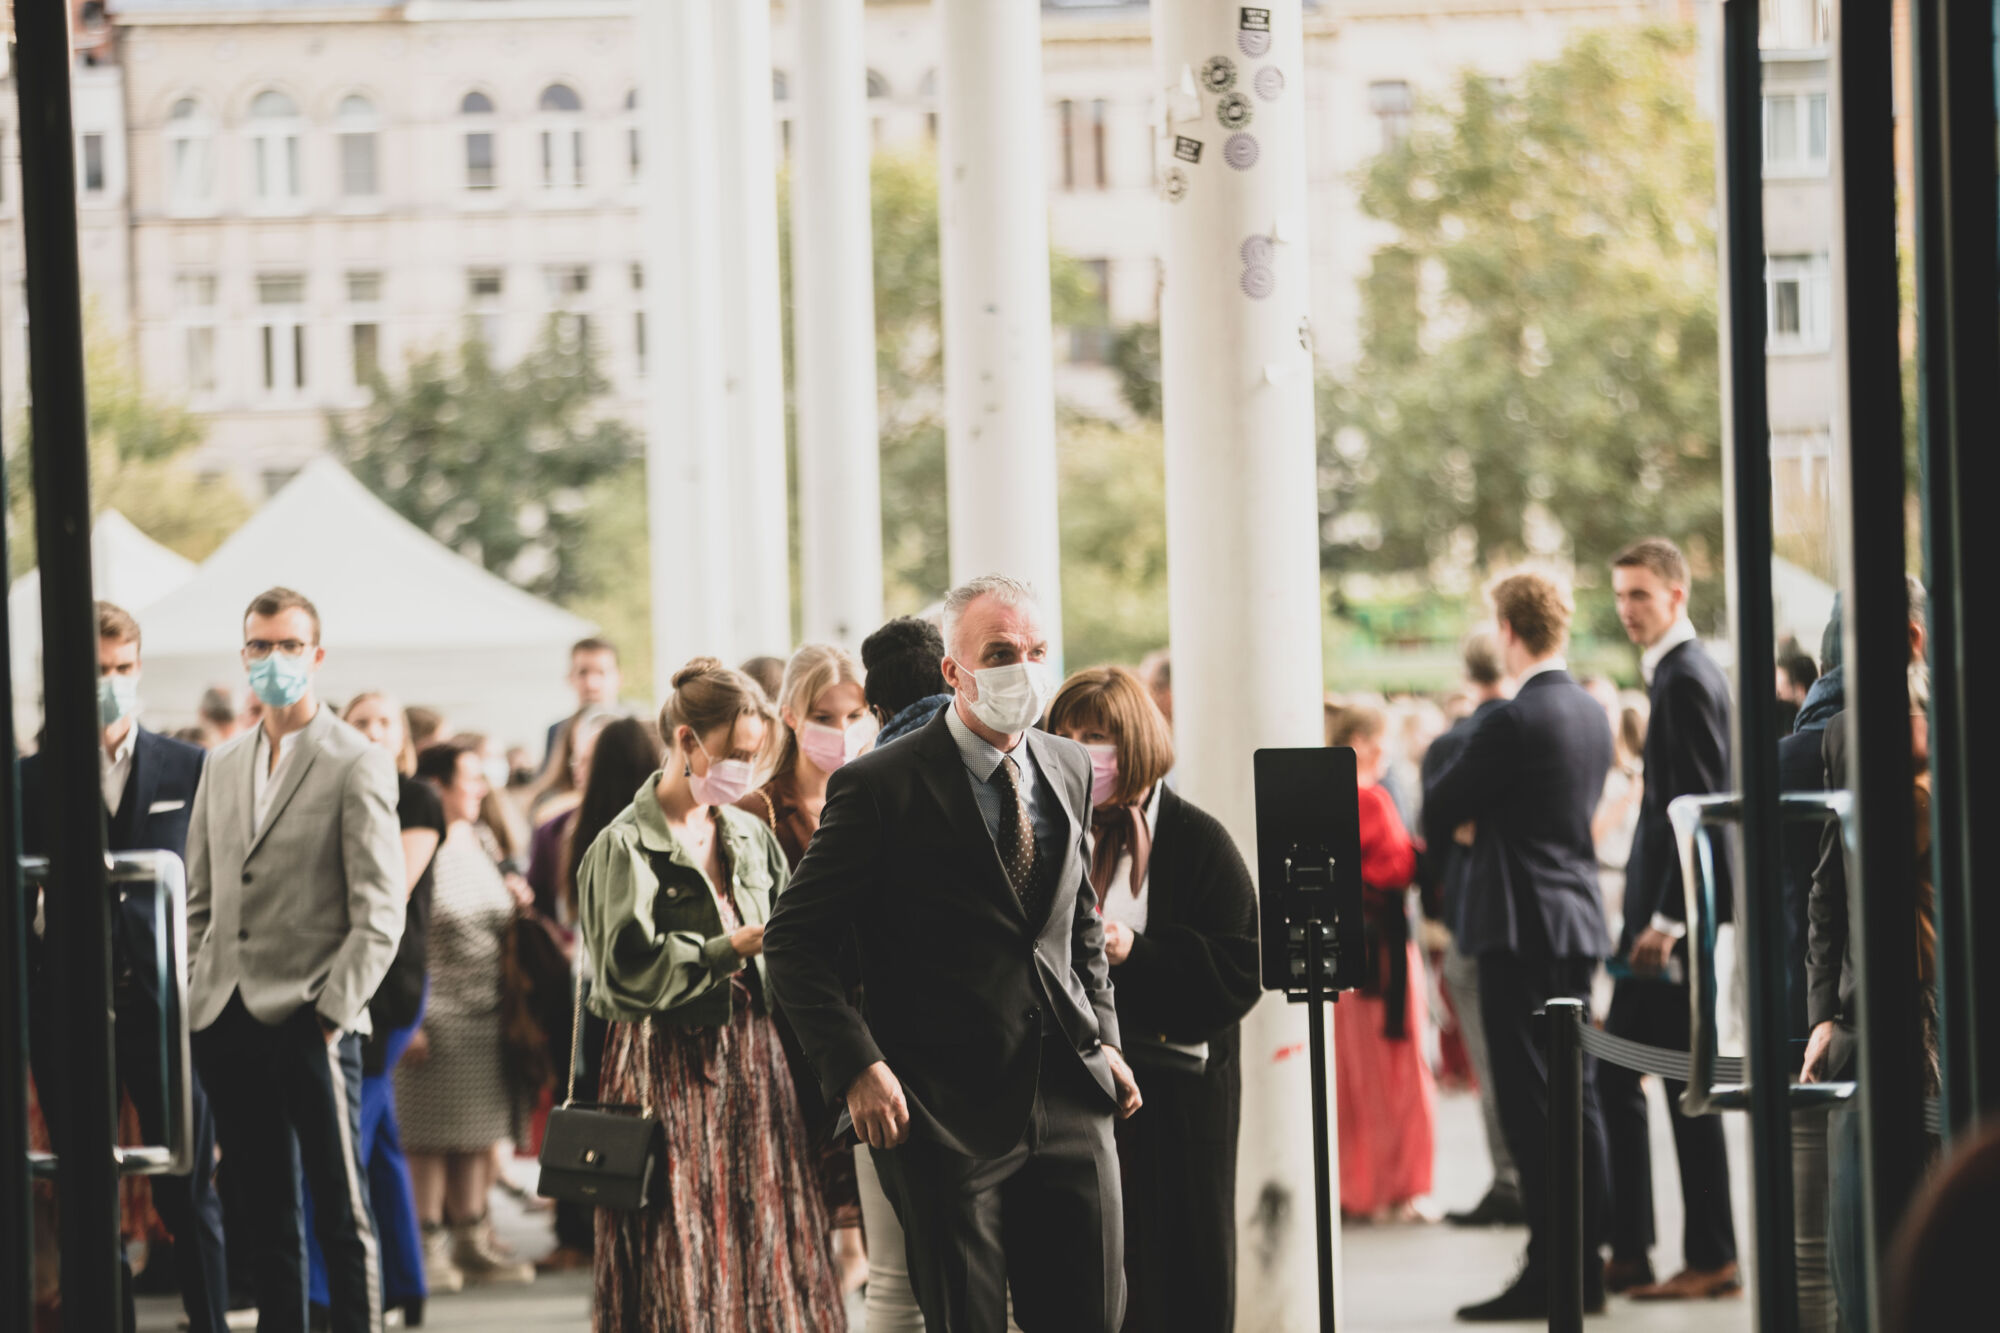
left=577, top=657, right=847, bottom=1333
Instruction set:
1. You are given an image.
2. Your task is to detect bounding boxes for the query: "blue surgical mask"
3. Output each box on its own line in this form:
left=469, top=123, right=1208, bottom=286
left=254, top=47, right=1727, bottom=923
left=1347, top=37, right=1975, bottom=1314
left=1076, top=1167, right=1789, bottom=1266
left=98, top=674, right=139, bottom=728
left=248, top=651, right=313, bottom=708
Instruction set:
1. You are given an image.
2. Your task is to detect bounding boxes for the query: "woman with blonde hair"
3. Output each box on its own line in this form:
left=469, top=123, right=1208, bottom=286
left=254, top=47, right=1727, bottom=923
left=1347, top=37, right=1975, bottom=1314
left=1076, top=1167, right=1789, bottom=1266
left=1046, top=664, right=1262, bottom=1332
left=580, top=658, right=847, bottom=1332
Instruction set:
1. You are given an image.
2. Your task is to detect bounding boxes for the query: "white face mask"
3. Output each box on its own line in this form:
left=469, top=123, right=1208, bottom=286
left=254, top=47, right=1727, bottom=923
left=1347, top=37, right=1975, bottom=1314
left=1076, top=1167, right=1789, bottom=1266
left=962, top=661, right=1057, bottom=736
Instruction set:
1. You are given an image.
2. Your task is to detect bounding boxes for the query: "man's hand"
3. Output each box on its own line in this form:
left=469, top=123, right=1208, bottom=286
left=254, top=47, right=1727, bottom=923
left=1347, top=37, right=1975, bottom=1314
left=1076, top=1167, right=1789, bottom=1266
left=1104, top=1045, right=1143, bottom=1120
left=846, top=1061, right=910, bottom=1149
left=318, top=1016, right=341, bottom=1046
left=1800, top=1020, right=1836, bottom=1083
left=404, top=1026, right=431, bottom=1064
left=730, top=924, right=766, bottom=958
left=1453, top=822, right=1477, bottom=847
left=1630, top=926, right=1677, bottom=977
left=1102, top=921, right=1135, bottom=966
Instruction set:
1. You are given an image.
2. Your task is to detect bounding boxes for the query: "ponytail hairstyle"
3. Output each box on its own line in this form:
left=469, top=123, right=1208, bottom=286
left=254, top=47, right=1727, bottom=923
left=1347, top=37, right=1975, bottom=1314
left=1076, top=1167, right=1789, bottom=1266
left=773, top=643, right=864, bottom=777
left=659, top=656, right=776, bottom=765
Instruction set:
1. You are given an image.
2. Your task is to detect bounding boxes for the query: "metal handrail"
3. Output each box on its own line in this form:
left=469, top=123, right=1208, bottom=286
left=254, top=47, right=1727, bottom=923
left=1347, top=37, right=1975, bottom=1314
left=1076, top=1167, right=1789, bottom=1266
left=20, top=851, right=194, bottom=1178
left=1668, top=791, right=1857, bottom=1115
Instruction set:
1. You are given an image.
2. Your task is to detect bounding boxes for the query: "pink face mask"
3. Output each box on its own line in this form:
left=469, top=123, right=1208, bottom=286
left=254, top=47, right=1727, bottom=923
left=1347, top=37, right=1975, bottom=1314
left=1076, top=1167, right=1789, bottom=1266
left=688, top=742, right=756, bottom=807
left=798, top=720, right=869, bottom=774
left=1084, top=743, right=1120, bottom=807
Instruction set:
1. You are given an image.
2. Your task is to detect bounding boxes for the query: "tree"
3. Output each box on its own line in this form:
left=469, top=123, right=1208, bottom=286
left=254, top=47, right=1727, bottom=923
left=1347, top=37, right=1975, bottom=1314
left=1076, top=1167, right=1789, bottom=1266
left=6, top=318, right=251, bottom=578
left=327, top=323, right=640, bottom=606
left=1058, top=416, right=1168, bottom=668
left=1319, top=26, right=1724, bottom=637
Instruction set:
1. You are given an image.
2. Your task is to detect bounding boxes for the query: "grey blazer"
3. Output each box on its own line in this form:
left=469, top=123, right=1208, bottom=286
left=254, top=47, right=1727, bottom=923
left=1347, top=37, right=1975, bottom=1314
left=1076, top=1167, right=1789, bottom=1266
left=185, top=705, right=405, bottom=1035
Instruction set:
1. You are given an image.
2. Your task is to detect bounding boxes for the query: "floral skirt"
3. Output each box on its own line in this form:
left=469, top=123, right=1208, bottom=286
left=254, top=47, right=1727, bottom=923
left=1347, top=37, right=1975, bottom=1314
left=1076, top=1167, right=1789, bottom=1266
left=592, top=982, right=848, bottom=1333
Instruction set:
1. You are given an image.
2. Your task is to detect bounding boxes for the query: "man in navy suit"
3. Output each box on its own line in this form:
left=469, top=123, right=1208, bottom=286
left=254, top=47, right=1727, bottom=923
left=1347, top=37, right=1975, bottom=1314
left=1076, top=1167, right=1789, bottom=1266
left=1599, top=538, right=1740, bottom=1301
left=24, top=602, right=227, bottom=1333
left=1425, top=572, right=1614, bottom=1322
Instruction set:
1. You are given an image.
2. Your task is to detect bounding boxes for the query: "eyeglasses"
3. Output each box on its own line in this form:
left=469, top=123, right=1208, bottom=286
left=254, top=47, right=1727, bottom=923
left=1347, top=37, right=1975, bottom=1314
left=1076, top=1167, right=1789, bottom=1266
left=243, top=639, right=313, bottom=661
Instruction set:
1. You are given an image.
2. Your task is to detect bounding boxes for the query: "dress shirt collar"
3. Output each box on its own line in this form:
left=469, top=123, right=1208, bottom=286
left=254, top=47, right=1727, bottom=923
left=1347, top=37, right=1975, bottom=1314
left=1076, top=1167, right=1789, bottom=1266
left=102, top=724, right=137, bottom=814
left=1515, top=655, right=1569, bottom=688
left=1641, top=616, right=1698, bottom=685
left=944, top=697, right=1024, bottom=783
left=103, top=722, right=137, bottom=771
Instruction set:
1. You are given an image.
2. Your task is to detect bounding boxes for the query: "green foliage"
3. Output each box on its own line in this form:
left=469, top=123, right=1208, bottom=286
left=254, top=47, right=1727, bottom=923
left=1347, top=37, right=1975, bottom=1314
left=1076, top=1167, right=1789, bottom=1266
left=1108, top=321, right=1163, bottom=421
left=6, top=319, right=251, bottom=577
left=327, top=322, right=640, bottom=606
left=1319, top=25, right=1725, bottom=639
left=1058, top=417, right=1169, bottom=668
left=562, top=459, right=655, bottom=696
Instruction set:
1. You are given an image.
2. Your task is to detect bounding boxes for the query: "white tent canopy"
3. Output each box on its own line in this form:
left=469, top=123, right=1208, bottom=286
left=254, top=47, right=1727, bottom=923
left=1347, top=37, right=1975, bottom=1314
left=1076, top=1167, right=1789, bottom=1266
left=134, top=458, right=597, bottom=749
left=10, top=511, right=199, bottom=733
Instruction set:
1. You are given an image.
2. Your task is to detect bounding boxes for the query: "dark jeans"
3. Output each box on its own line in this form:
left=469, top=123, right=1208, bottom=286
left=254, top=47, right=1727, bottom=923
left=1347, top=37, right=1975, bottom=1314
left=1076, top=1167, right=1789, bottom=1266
left=1599, top=978, right=1738, bottom=1270
left=870, top=1035, right=1125, bottom=1333
left=194, top=994, right=379, bottom=1333
left=1477, top=951, right=1610, bottom=1279
left=29, top=915, right=231, bottom=1333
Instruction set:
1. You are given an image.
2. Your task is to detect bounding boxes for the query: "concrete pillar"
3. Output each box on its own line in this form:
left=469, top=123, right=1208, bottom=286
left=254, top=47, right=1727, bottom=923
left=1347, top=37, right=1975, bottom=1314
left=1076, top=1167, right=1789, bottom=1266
left=713, top=0, right=793, bottom=658
left=641, top=0, right=733, bottom=694
left=790, top=0, right=885, bottom=648
left=936, top=0, right=1064, bottom=657
left=1150, top=3, right=1330, bottom=1329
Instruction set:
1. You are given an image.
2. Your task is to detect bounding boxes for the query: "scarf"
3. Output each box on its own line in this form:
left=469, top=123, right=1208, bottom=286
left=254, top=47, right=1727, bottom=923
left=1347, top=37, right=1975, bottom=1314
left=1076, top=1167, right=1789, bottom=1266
left=1090, top=799, right=1153, bottom=910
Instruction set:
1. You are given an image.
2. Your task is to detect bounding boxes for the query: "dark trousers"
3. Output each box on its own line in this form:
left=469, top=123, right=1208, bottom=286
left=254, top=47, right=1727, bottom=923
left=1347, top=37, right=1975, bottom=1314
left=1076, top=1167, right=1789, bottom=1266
left=1114, top=1059, right=1238, bottom=1333
left=1477, top=951, right=1610, bottom=1278
left=193, top=993, right=380, bottom=1333
left=28, top=919, right=231, bottom=1333
left=1599, top=978, right=1738, bottom=1270
left=871, top=1036, right=1126, bottom=1333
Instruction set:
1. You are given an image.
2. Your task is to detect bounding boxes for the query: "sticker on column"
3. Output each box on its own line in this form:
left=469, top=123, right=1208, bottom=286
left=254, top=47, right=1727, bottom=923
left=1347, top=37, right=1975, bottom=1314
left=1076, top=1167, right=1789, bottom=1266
left=1239, top=7, right=1272, bottom=57
left=1217, top=92, right=1253, bottom=131
left=1200, top=56, right=1237, bottom=94
left=1241, top=234, right=1275, bottom=267
left=1254, top=67, right=1285, bottom=102
left=1174, top=135, right=1204, bottom=164
left=1241, top=265, right=1276, bottom=300
left=1224, top=132, right=1260, bottom=170
left=1163, top=168, right=1190, bottom=203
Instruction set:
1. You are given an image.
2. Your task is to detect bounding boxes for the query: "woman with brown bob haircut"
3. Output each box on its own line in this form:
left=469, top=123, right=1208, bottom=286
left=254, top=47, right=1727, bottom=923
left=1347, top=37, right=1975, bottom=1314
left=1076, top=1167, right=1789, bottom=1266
left=1046, top=665, right=1262, bottom=1333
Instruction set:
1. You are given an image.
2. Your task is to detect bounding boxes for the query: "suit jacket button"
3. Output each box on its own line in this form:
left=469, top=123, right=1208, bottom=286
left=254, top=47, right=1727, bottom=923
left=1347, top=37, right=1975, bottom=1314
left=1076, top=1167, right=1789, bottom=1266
left=1024, top=1006, right=1039, bottom=1023
left=241, top=872, right=253, bottom=884
left=237, top=929, right=249, bottom=941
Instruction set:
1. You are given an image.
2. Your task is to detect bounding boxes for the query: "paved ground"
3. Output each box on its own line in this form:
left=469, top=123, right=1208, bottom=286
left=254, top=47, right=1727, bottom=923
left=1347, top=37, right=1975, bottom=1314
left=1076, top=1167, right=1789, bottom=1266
left=138, top=1082, right=1757, bottom=1331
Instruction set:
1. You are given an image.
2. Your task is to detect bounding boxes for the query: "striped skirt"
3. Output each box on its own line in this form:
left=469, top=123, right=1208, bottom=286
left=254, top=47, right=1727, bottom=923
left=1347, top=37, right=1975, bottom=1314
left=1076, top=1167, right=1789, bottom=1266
left=592, top=981, right=848, bottom=1333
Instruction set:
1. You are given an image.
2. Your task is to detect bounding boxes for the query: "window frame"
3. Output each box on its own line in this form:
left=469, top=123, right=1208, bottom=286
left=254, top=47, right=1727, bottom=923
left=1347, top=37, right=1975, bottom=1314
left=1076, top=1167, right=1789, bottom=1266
left=334, top=93, right=382, bottom=206
left=1764, top=252, right=1832, bottom=354
left=1761, top=87, right=1830, bottom=178
left=537, top=83, right=586, bottom=192
left=246, top=89, right=306, bottom=214
left=166, top=97, right=216, bottom=217
left=255, top=272, right=309, bottom=397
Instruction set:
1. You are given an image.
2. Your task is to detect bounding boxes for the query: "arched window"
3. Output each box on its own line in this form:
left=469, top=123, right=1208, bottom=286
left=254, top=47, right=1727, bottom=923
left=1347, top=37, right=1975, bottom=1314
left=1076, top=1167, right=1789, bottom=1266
left=166, top=97, right=214, bottom=212
left=460, top=90, right=496, bottom=190
left=624, top=89, right=640, bottom=183
left=248, top=89, right=303, bottom=207
left=538, top=83, right=584, bottom=189
left=336, top=94, right=378, bottom=199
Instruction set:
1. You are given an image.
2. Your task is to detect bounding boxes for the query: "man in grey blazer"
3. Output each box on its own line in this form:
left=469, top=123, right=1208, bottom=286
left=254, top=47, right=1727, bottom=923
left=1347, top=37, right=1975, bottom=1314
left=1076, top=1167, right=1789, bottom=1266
left=186, top=587, right=404, bottom=1333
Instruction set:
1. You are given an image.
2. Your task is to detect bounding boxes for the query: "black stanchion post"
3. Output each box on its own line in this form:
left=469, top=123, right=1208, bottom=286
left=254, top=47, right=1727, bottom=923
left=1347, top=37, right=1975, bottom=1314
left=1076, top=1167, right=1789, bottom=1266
left=1306, top=922, right=1336, bottom=1333
left=1546, top=998, right=1585, bottom=1333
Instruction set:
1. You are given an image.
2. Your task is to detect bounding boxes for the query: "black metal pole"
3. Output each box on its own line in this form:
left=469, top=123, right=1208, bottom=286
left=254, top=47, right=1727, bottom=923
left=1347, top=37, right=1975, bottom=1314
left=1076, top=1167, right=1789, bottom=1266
left=10, top=3, right=124, bottom=1328
left=1832, top=2, right=1926, bottom=1323
left=0, top=338, right=34, bottom=1333
left=1306, top=922, right=1335, bottom=1333
left=1910, top=0, right=2000, bottom=1140
left=1545, top=998, right=1584, bottom=1333
left=1718, top=4, right=1797, bottom=1325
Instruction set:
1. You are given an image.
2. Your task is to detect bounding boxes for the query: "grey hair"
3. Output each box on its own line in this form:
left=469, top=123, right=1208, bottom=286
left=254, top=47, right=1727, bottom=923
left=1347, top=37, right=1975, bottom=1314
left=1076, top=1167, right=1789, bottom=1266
left=941, top=574, right=1039, bottom=659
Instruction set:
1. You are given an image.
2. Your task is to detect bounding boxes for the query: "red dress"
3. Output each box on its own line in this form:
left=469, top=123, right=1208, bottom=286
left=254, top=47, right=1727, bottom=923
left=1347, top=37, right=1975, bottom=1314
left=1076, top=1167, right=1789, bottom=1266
left=1334, top=783, right=1437, bottom=1216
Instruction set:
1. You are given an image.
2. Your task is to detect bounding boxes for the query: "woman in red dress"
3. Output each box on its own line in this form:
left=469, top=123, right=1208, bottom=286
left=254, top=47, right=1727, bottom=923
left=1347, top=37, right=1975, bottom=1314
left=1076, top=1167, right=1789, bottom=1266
left=1327, top=703, right=1437, bottom=1222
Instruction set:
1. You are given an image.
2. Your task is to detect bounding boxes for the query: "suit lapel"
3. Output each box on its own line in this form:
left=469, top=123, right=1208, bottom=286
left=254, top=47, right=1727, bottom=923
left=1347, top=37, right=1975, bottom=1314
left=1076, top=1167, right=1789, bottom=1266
left=246, top=713, right=325, bottom=858
left=1021, top=729, right=1081, bottom=913
left=913, top=711, right=1026, bottom=921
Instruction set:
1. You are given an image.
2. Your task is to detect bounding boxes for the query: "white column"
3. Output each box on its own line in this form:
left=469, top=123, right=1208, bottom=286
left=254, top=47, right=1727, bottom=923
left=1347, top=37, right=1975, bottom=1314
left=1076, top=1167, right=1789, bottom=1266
left=713, top=0, right=793, bottom=659
left=790, top=0, right=884, bottom=649
left=1151, top=4, right=1330, bottom=1330
left=936, top=0, right=1063, bottom=659
left=641, top=0, right=733, bottom=696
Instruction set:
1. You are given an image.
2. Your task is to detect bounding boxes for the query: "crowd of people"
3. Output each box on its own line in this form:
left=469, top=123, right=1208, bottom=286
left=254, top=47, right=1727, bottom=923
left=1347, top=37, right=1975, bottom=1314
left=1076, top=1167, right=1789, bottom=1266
left=23, top=534, right=1934, bottom=1333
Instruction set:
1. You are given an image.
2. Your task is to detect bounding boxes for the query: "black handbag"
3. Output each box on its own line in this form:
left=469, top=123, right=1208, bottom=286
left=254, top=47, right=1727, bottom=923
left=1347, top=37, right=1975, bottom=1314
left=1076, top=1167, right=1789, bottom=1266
left=536, top=964, right=664, bottom=1211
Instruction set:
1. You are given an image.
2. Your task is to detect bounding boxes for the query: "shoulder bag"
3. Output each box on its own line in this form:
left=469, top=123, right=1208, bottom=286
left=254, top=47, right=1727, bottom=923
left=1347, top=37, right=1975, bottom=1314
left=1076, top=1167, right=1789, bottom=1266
left=535, top=961, right=665, bottom=1211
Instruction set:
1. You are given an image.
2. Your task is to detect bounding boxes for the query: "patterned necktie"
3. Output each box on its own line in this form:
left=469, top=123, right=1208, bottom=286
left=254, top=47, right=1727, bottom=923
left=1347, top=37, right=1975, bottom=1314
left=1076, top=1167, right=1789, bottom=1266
left=995, top=755, right=1051, bottom=921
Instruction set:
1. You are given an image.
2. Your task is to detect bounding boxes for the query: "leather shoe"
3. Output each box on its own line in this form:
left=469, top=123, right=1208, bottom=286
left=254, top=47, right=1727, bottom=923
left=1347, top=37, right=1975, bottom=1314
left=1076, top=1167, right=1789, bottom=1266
left=1629, top=1262, right=1743, bottom=1301
left=1604, top=1257, right=1656, bottom=1294
left=1456, top=1265, right=1606, bottom=1322
left=1445, top=1182, right=1527, bottom=1228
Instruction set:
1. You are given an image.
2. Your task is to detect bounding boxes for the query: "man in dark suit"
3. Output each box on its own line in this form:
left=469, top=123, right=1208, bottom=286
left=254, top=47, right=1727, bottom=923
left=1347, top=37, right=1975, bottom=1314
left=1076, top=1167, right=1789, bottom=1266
left=1424, top=572, right=1614, bottom=1322
left=24, top=602, right=228, bottom=1333
left=1598, top=538, right=1739, bottom=1301
left=765, top=575, right=1142, bottom=1333
left=540, top=636, right=622, bottom=769
left=1422, top=630, right=1524, bottom=1228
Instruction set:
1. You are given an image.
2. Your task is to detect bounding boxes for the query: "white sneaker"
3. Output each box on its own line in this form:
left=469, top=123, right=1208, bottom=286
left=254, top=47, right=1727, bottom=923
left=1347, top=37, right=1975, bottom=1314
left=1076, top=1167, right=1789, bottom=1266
left=452, top=1219, right=534, bottom=1285
left=422, top=1223, right=466, bottom=1295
